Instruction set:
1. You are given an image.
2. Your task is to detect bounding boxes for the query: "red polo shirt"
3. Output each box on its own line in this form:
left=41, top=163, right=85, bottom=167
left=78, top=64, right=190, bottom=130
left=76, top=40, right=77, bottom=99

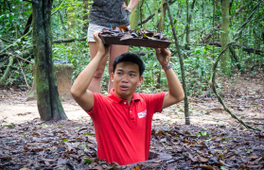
left=86, top=89, right=165, bottom=165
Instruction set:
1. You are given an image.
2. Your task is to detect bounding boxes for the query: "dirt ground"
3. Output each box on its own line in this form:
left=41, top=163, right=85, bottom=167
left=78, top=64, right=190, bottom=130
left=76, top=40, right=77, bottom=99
left=1, top=74, right=263, bottom=129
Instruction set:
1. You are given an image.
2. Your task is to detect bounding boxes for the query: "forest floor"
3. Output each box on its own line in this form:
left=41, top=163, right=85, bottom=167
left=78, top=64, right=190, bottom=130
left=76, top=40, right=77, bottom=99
left=0, top=71, right=264, bottom=170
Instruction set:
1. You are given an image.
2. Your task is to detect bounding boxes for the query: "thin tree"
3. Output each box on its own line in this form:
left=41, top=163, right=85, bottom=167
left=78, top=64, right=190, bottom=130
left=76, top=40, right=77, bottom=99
left=166, top=0, right=190, bottom=125
left=32, top=0, right=68, bottom=121
left=220, top=0, right=231, bottom=75
left=185, top=0, right=196, bottom=48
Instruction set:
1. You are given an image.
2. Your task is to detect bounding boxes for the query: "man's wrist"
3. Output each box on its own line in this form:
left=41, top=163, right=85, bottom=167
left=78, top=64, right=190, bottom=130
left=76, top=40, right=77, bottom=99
left=161, top=61, right=172, bottom=71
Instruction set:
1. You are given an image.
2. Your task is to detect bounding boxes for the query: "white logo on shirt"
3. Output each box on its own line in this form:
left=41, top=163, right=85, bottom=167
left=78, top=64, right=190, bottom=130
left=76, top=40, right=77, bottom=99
left=138, top=110, right=147, bottom=118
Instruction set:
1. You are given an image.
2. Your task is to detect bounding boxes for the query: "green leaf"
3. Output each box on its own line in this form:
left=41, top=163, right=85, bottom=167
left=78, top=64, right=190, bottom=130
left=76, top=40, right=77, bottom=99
left=204, top=137, right=213, bottom=142
left=60, top=139, right=68, bottom=143
left=83, top=133, right=95, bottom=135
left=200, top=131, right=209, bottom=137
left=196, top=50, right=201, bottom=53
left=58, top=45, right=66, bottom=49
left=84, top=158, right=92, bottom=164
left=42, top=123, right=48, bottom=127
left=235, top=150, right=241, bottom=154
left=8, top=125, right=14, bottom=129
left=246, top=149, right=253, bottom=154
left=58, top=126, right=62, bottom=128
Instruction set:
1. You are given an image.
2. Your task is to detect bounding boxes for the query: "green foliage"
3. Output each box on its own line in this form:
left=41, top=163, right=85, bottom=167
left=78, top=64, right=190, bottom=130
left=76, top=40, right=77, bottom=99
left=0, top=0, right=263, bottom=98
left=0, top=0, right=33, bottom=87
left=84, top=158, right=92, bottom=164
left=60, top=139, right=69, bottom=143
left=8, top=123, right=15, bottom=129
left=195, top=131, right=209, bottom=137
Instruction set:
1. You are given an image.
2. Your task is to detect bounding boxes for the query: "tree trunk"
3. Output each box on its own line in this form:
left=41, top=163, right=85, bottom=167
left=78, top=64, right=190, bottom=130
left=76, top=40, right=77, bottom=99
left=139, top=0, right=147, bottom=30
left=157, top=0, right=166, bottom=32
left=130, top=0, right=141, bottom=30
left=185, top=0, right=189, bottom=44
left=166, top=0, right=190, bottom=125
left=125, top=0, right=129, bottom=6
left=220, top=0, right=231, bottom=75
left=229, top=46, right=243, bottom=72
left=185, top=0, right=196, bottom=49
left=153, top=0, right=159, bottom=26
left=32, top=0, right=67, bottom=121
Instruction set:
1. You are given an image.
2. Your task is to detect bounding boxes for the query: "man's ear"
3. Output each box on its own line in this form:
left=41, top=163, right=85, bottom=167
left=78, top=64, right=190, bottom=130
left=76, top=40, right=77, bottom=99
left=137, top=76, right=143, bottom=86
left=110, top=72, right=114, bottom=82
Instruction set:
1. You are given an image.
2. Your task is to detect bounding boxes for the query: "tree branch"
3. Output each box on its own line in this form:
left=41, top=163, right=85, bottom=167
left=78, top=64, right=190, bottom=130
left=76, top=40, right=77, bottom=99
left=197, top=42, right=264, bottom=56
left=138, top=0, right=177, bottom=25
left=0, top=38, right=13, bottom=44
left=0, top=29, right=32, bottom=54
left=0, top=56, right=14, bottom=86
left=2, top=52, right=33, bottom=64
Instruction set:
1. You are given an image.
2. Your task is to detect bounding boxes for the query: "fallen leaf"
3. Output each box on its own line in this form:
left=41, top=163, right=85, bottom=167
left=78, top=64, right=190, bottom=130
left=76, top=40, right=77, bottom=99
left=197, top=156, right=209, bottom=163
left=198, top=165, right=214, bottom=170
left=246, top=154, right=259, bottom=160
left=31, top=132, right=40, bottom=136
left=133, top=166, right=141, bottom=170
left=219, top=160, right=232, bottom=167
left=91, top=165, right=103, bottom=170
left=188, top=154, right=197, bottom=162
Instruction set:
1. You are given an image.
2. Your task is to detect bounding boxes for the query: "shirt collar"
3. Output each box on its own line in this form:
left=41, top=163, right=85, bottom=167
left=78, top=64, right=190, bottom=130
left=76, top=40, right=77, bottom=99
left=108, top=89, right=140, bottom=103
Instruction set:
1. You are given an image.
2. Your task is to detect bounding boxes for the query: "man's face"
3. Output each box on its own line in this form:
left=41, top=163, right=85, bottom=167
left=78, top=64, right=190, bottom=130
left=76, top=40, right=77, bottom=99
left=111, top=62, right=143, bottom=101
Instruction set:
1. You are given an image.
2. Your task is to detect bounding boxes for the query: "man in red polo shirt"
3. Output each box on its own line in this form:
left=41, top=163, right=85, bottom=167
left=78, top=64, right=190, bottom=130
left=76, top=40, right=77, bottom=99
left=71, top=31, right=184, bottom=165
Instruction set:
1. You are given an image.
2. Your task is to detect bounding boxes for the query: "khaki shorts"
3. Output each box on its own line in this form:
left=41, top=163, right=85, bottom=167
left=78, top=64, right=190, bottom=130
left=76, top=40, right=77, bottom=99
left=87, top=23, right=130, bottom=42
left=87, top=23, right=109, bottom=42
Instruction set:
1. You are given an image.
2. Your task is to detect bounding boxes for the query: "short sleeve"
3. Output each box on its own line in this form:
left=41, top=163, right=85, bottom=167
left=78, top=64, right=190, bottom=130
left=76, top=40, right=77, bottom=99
left=144, top=92, right=166, bottom=113
left=85, top=93, right=104, bottom=117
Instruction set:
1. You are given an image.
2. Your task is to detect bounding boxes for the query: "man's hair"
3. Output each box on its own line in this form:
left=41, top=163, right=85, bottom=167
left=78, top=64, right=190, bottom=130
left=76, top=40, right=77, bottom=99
left=113, top=52, right=145, bottom=77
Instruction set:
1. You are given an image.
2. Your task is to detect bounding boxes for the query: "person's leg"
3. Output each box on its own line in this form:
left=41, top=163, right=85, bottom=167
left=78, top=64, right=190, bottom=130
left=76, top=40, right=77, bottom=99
left=88, top=42, right=109, bottom=93
left=108, top=45, right=129, bottom=92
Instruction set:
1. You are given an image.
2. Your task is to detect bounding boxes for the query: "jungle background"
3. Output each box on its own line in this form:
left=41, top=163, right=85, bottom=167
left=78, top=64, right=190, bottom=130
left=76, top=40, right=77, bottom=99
left=0, top=0, right=264, bottom=169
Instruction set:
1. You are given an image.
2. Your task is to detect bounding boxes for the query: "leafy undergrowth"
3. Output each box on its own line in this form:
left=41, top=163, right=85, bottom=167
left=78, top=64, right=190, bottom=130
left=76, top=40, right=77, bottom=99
left=0, top=119, right=263, bottom=170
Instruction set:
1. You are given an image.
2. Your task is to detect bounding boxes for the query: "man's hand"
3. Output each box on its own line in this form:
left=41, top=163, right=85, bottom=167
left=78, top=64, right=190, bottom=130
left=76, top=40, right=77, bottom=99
left=155, top=48, right=171, bottom=67
left=93, top=31, right=110, bottom=57
left=155, top=48, right=185, bottom=110
left=71, top=32, right=111, bottom=111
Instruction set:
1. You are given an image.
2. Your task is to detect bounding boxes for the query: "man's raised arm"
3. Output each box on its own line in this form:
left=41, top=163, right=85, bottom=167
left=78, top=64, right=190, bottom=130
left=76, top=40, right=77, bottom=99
left=155, top=48, right=185, bottom=109
left=71, top=31, right=109, bottom=111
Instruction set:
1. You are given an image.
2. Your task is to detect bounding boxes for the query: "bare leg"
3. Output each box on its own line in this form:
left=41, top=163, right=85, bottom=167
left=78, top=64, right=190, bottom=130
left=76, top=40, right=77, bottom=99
left=88, top=42, right=109, bottom=93
left=108, top=45, right=129, bottom=92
